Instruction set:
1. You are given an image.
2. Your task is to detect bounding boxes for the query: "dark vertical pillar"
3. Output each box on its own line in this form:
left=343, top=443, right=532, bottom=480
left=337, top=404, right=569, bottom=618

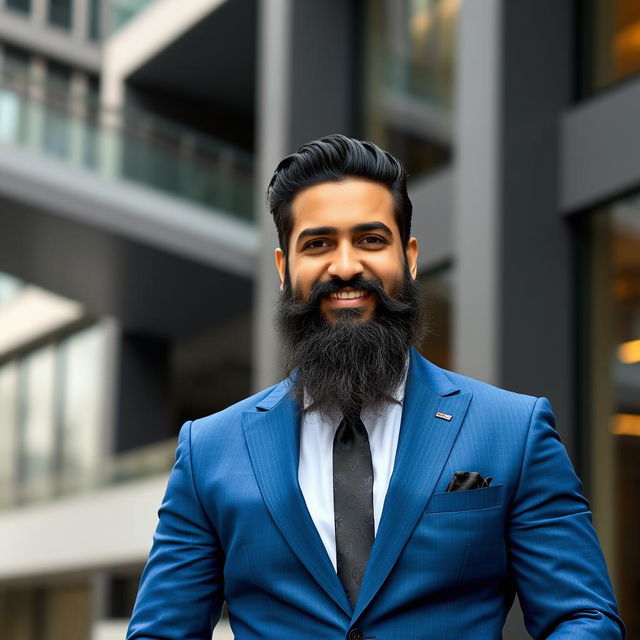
left=115, top=333, right=171, bottom=452
left=499, top=1, right=575, bottom=452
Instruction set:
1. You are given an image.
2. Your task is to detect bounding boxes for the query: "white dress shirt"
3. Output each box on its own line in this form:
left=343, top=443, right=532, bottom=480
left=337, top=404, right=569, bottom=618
left=298, top=369, right=408, bottom=571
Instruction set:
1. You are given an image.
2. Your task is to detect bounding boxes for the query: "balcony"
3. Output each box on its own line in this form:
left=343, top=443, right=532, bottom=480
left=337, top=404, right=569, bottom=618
left=0, top=62, right=255, bottom=222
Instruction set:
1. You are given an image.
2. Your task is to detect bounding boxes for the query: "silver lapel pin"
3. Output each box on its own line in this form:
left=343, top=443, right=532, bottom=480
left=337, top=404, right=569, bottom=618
left=435, top=411, right=453, bottom=421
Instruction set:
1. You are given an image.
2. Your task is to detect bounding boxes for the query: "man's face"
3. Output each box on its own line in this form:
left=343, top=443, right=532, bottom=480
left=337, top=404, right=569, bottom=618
left=275, top=178, right=418, bottom=323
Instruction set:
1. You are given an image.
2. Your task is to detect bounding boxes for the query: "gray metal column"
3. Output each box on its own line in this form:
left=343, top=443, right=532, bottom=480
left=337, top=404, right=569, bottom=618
left=453, top=0, right=503, bottom=386
left=253, top=0, right=357, bottom=391
left=253, top=0, right=292, bottom=392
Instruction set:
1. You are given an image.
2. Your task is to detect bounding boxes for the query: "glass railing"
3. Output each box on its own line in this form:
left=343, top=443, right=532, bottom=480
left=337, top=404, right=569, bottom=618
left=385, top=50, right=454, bottom=109
left=0, top=437, right=178, bottom=511
left=108, top=0, right=156, bottom=33
left=0, top=68, right=255, bottom=220
left=103, top=437, right=177, bottom=485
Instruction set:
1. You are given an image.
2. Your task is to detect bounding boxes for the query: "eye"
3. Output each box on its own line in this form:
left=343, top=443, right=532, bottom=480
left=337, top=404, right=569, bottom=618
left=359, top=235, right=387, bottom=245
left=302, top=238, right=330, bottom=250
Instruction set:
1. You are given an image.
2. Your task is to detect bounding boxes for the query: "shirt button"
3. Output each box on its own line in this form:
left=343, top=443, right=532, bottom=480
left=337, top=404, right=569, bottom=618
left=348, top=629, right=364, bottom=640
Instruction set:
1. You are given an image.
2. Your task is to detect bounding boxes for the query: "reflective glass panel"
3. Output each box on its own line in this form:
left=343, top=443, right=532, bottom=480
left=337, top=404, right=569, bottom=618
left=44, top=60, right=72, bottom=158
left=582, top=0, right=640, bottom=94
left=19, top=345, right=56, bottom=501
left=0, top=361, right=18, bottom=507
left=59, top=324, right=106, bottom=493
left=582, top=192, right=640, bottom=636
left=88, top=0, right=101, bottom=41
left=416, top=265, right=453, bottom=369
left=0, top=271, right=23, bottom=307
left=0, top=46, right=30, bottom=145
left=48, top=0, right=73, bottom=29
left=361, top=0, right=457, bottom=178
left=5, top=0, right=32, bottom=13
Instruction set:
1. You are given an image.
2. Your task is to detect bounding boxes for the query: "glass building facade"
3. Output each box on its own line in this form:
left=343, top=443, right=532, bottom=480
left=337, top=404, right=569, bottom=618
left=0, top=321, right=109, bottom=509
left=360, top=0, right=456, bottom=178
left=581, top=193, right=640, bottom=636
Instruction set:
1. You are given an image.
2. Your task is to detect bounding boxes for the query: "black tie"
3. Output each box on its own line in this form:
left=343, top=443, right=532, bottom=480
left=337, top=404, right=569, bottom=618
left=333, top=411, right=375, bottom=608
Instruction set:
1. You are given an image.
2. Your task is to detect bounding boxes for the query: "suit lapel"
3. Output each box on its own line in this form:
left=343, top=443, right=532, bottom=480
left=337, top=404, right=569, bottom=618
left=353, top=351, right=473, bottom=620
left=242, top=384, right=352, bottom=616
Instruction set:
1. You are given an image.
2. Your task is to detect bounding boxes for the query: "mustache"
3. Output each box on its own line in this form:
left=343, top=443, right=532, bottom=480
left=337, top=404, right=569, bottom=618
left=277, top=267, right=423, bottom=417
left=292, top=275, right=412, bottom=316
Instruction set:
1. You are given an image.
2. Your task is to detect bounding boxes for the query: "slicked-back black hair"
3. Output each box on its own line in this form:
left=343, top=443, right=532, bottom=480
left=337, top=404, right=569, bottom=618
left=267, top=134, right=412, bottom=254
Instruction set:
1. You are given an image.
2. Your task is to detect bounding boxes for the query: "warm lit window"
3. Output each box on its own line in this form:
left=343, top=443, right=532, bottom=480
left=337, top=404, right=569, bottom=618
left=361, top=0, right=458, bottom=178
left=582, top=0, right=640, bottom=94
left=416, top=265, right=453, bottom=370
left=581, top=192, right=640, bottom=637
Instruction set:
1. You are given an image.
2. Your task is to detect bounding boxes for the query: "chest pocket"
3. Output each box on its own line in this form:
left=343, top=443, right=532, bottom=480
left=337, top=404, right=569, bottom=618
left=425, top=484, right=503, bottom=513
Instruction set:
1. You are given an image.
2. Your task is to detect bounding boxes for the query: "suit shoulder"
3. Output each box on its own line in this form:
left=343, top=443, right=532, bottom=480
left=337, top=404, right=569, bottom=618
left=429, top=361, right=540, bottom=416
left=432, top=366, right=548, bottom=444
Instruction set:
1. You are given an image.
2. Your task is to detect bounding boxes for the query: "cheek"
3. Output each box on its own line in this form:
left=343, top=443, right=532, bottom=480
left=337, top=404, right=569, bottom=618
left=373, top=257, right=405, bottom=291
left=288, top=263, right=320, bottom=299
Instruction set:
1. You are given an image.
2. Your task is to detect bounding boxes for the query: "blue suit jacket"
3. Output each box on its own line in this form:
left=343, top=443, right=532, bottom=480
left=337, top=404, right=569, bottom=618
left=127, top=349, right=624, bottom=639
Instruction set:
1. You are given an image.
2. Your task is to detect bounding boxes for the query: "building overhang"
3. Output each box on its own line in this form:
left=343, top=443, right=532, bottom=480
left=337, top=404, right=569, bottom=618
left=0, top=145, right=257, bottom=338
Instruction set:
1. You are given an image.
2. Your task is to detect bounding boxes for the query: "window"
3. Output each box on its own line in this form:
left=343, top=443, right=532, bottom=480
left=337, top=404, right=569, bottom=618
left=0, top=362, right=18, bottom=507
left=581, top=0, right=640, bottom=95
left=0, top=272, right=23, bottom=307
left=48, top=0, right=73, bottom=30
left=0, top=46, right=31, bottom=145
left=59, top=324, right=107, bottom=493
left=44, top=59, right=72, bottom=158
left=361, top=0, right=457, bottom=178
left=87, top=0, right=101, bottom=41
left=0, top=321, right=109, bottom=509
left=5, top=0, right=32, bottom=14
left=19, top=345, right=57, bottom=502
left=581, top=192, right=640, bottom=637
left=416, top=265, right=453, bottom=369
left=2, top=43, right=31, bottom=87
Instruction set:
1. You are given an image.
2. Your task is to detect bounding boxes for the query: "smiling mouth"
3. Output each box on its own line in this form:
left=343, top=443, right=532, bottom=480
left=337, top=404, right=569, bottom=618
left=328, top=289, right=368, bottom=300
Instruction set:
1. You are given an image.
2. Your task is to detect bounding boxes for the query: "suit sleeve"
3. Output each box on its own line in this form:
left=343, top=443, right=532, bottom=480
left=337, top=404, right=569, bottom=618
left=507, top=397, right=625, bottom=639
left=126, top=421, right=225, bottom=640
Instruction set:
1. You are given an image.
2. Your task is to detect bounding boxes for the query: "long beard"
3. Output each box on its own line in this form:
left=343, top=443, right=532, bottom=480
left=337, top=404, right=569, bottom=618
left=275, top=267, right=423, bottom=418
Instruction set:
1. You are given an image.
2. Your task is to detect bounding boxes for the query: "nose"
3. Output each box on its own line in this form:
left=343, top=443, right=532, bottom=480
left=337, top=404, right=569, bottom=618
left=327, top=242, right=364, bottom=281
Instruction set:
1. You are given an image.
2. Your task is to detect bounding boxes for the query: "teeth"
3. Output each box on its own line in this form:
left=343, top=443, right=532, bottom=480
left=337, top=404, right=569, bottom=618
left=329, top=290, right=366, bottom=300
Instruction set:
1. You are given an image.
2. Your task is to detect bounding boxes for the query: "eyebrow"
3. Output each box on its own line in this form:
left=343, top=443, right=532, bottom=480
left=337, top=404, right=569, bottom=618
left=297, top=222, right=393, bottom=243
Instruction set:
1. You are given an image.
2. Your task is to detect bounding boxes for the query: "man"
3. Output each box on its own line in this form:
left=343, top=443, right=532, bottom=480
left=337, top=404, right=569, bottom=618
left=127, top=135, right=624, bottom=639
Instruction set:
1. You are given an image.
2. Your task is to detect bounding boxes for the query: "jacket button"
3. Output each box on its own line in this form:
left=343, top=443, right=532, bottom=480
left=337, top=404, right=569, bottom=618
left=348, top=629, right=363, bottom=640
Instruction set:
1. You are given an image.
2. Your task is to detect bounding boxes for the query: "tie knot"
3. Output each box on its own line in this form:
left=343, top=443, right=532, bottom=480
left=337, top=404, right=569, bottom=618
left=335, top=413, right=368, bottom=450
left=342, top=404, right=362, bottom=423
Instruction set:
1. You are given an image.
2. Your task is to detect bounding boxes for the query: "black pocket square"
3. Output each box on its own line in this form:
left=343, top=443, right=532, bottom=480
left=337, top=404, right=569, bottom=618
left=446, top=471, right=493, bottom=492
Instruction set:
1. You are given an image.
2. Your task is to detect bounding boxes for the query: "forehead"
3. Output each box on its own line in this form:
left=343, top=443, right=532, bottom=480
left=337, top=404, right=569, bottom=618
left=290, top=178, right=398, bottom=236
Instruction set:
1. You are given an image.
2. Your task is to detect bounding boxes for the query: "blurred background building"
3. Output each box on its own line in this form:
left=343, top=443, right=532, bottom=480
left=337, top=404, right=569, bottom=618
left=0, top=0, right=638, bottom=638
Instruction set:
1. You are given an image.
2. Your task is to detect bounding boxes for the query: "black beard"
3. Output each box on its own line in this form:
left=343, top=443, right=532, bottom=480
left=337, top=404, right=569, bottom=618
left=275, top=267, right=423, bottom=418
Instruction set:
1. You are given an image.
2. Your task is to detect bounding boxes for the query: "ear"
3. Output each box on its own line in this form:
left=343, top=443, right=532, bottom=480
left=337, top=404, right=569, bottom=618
left=275, top=248, right=286, bottom=290
left=405, top=237, right=419, bottom=279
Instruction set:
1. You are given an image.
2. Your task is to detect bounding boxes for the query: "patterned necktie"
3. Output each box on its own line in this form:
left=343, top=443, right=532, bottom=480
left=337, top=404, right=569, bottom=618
left=333, top=411, right=375, bottom=608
